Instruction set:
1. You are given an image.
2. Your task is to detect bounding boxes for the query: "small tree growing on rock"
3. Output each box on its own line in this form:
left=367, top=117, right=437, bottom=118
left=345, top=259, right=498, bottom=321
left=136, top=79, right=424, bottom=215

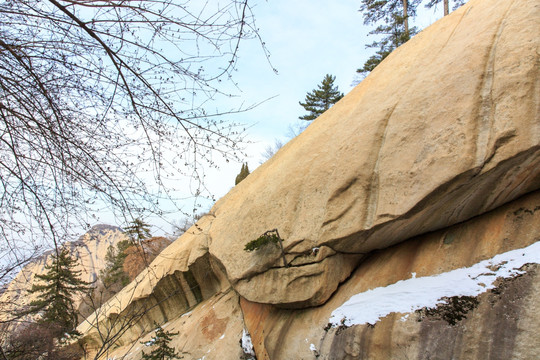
left=235, top=163, right=251, bottom=185
left=244, top=229, right=287, bottom=267
left=124, top=218, right=152, bottom=244
left=17, top=248, right=93, bottom=338
left=141, top=324, right=182, bottom=360
left=299, top=74, right=344, bottom=121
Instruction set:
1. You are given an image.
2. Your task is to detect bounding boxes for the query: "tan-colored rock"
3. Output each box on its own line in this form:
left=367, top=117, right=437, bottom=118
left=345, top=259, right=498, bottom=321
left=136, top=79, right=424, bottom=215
left=241, top=190, right=540, bottom=360
left=76, top=215, right=228, bottom=350
left=87, top=289, right=248, bottom=360
left=75, top=0, right=540, bottom=357
left=208, top=0, right=540, bottom=306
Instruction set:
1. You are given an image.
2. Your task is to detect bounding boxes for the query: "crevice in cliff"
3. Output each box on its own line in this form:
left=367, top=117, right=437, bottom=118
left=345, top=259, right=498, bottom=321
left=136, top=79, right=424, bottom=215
left=323, top=146, right=540, bottom=255
left=322, top=103, right=398, bottom=231
left=363, top=103, right=397, bottom=229
left=472, top=0, right=515, bottom=169
left=436, top=4, right=470, bottom=56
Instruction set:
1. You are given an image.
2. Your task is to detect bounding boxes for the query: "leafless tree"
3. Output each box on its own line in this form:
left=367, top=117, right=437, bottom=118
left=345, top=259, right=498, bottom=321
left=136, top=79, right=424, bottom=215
left=0, top=0, right=270, bottom=280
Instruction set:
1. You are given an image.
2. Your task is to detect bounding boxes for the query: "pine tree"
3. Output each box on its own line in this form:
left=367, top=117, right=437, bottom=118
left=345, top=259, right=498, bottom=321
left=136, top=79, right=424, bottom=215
left=357, top=0, right=421, bottom=77
left=299, top=74, right=344, bottom=121
left=100, top=240, right=131, bottom=290
left=141, top=325, right=182, bottom=360
left=358, top=0, right=468, bottom=77
left=124, top=218, right=152, bottom=243
left=21, top=248, right=93, bottom=337
left=357, top=12, right=417, bottom=76
left=235, top=163, right=250, bottom=185
left=424, top=0, right=467, bottom=16
left=360, top=0, right=420, bottom=35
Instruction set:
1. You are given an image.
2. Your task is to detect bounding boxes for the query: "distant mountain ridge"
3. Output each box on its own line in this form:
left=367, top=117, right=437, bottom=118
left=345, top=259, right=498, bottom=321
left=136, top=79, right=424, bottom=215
left=0, top=225, right=128, bottom=329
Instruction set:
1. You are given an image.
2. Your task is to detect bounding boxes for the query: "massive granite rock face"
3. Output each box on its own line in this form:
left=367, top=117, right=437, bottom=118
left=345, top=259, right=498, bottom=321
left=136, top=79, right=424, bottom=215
left=207, top=0, right=539, bottom=307
left=78, top=0, right=539, bottom=358
left=240, top=190, right=540, bottom=359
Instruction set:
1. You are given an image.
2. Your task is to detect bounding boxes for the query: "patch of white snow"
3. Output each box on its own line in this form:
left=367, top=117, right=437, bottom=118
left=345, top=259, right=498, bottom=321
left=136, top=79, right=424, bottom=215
left=181, top=310, right=193, bottom=318
left=144, top=338, right=156, bottom=347
left=241, top=328, right=256, bottom=358
left=329, top=241, right=540, bottom=327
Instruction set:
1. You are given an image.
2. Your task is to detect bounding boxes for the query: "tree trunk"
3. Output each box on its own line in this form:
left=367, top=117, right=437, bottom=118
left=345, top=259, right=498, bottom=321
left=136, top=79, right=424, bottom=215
left=272, top=229, right=288, bottom=268
left=402, top=0, right=409, bottom=34
left=444, top=0, right=449, bottom=15
left=0, top=345, right=8, bottom=360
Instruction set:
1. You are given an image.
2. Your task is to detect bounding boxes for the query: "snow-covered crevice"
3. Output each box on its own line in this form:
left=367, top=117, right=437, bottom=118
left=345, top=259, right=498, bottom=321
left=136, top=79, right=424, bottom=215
left=241, top=328, right=256, bottom=360
left=329, top=240, right=540, bottom=327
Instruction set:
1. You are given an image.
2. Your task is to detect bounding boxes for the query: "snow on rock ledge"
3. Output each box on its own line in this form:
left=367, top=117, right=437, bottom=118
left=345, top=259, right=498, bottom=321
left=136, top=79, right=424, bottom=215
left=329, top=241, right=540, bottom=327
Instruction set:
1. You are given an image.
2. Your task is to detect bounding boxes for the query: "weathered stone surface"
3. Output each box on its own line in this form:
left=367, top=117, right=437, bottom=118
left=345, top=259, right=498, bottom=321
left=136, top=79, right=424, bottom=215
left=76, top=216, right=226, bottom=348
left=123, top=236, right=172, bottom=280
left=241, top=190, right=540, bottom=360
left=208, top=0, right=540, bottom=306
left=235, top=253, right=360, bottom=308
left=91, top=290, right=248, bottom=360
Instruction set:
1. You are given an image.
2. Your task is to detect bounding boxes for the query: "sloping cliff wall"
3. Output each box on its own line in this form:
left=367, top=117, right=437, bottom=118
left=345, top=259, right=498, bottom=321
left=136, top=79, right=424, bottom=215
left=241, top=190, right=540, bottom=359
left=79, top=0, right=540, bottom=358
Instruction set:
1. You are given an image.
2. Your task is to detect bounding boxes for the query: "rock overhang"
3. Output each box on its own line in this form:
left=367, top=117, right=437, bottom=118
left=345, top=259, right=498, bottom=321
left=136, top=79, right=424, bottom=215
left=206, top=0, right=539, bottom=307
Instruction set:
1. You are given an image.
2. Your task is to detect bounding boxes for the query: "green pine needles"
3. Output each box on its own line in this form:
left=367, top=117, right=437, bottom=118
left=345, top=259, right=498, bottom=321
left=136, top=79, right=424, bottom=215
left=243, top=232, right=280, bottom=252
left=20, top=247, right=93, bottom=337
left=235, top=162, right=250, bottom=185
left=124, top=218, right=152, bottom=243
left=299, top=74, right=344, bottom=121
left=244, top=229, right=288, bottom=267
left=100, top=240, right=131, bottom=290
left=142, top=324, right=182, bottom=360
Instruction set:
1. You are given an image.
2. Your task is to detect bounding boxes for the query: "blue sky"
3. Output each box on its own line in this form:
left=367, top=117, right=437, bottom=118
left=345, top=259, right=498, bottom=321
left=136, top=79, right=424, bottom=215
left=200, top=0, right=376, bottom=204
left=196, top=0, right=444, bottom=207
left=111, top=0, right=447, bottom=234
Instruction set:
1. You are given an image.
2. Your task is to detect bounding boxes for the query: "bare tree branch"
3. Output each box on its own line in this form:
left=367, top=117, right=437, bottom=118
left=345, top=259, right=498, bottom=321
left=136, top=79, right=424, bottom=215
left=0, top=0, right=269, bottom=280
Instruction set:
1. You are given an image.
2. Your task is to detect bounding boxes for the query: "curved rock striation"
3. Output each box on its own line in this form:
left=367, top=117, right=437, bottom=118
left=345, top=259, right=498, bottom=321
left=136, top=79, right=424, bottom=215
left=76, top=215, right=231, bottom=352
left=241, top=190, right=540, bottom=360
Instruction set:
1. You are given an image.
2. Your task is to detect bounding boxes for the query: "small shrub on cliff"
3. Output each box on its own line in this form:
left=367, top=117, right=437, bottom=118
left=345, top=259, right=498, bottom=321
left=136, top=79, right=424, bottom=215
left=244, top=229, right=287, bottom=267
left=417, top=295, right=479, bottom=325
left=235, top=162, right=250, bottom=185
left=244, top=232, right=280, bottom=252
left=141, top=324, right=182, bottom=360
